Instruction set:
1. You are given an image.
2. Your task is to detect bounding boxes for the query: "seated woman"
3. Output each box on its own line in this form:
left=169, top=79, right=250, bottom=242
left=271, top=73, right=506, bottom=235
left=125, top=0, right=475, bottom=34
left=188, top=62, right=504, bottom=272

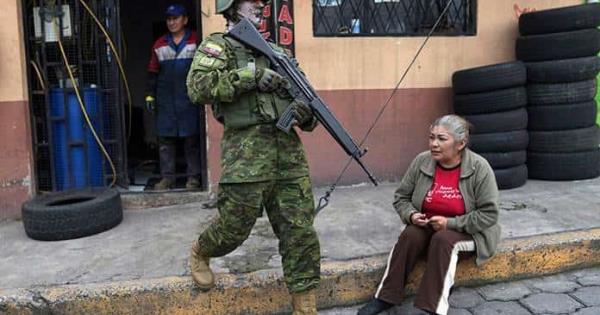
left=358, top=115, right=501, bottom=315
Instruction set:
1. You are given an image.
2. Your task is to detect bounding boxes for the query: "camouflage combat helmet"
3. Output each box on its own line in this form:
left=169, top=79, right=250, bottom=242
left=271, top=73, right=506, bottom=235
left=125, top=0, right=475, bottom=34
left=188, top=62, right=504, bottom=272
left=216, top=0, right=270, bottom=14
left=215, top=0, right=236, bottom=14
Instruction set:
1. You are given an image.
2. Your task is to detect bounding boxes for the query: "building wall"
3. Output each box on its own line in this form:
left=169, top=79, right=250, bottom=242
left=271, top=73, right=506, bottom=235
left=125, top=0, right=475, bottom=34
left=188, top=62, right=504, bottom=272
left=199, top=0, right=580, bottom=189
left=0, top=0, right=583, bottom=219
left=0, top=0, right=34, bottom=220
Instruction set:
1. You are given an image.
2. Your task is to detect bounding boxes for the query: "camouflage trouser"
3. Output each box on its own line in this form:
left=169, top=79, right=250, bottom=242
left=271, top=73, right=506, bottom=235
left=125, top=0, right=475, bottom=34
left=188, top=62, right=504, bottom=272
left=197, top=176, right=320, bottom=293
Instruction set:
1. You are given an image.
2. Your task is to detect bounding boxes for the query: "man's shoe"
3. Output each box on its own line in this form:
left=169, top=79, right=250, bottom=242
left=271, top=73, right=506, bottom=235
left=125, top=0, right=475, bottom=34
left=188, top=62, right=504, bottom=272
left=291, top=289, right=317, bottom=315
left=357, top=298, right=393, bottom=315
left=190, top=241, right=215, bottom=290
left=153, top=178, right=174, bottom=190
left=186, top=177, right=200, bottom=190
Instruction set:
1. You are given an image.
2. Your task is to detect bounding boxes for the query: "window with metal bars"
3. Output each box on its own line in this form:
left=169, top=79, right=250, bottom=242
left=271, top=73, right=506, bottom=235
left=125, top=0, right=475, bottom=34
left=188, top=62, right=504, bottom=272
left=313, top=0, right=477, bottom=37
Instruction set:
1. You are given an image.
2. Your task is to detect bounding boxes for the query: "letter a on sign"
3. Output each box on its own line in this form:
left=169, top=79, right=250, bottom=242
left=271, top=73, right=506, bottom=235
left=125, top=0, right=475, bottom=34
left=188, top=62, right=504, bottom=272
left=278, top=4, right=293, bottom=24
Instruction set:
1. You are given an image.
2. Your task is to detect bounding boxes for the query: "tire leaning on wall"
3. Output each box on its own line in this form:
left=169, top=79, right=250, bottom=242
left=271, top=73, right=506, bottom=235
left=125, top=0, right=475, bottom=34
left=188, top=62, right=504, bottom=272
left=453, top=87, right=527, bottom=115
left=469, top=130, right=529, bottom=153
left=528, top=125, right=599, bottom=153
left=527, top=149, right=600, bottom=180
left=464, top=107, right=528, bottom=134
left=451, top=61, right=526, bottom=94
left=527, top=79, right=597, bottom=105
left=493, top=164, right=528, bottom=190
left=518, top=3, right=600, bottom=36
left=479, top=151, right=527, bottom=169
left=22, top=188, right=123, bottom=241
left=527, top=101, right=597, bottom=131
left=516, top=28, right=600, bottom=62
left=526, top=56, right=600, bottom=83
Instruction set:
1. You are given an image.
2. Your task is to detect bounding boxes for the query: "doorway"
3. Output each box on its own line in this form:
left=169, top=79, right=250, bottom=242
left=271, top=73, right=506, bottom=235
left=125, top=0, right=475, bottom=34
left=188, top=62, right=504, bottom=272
left=120, top=0, right=207, bottom=192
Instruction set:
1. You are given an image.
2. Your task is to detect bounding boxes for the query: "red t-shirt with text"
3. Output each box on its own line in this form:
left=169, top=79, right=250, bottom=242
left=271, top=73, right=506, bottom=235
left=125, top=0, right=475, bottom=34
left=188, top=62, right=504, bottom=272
left=422, top=164, right=465, bottom=218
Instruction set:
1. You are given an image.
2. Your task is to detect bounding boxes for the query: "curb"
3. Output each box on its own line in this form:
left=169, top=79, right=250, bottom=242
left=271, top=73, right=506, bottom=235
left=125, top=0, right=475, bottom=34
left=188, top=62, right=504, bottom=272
left=2, top=228, right=599, bottom=315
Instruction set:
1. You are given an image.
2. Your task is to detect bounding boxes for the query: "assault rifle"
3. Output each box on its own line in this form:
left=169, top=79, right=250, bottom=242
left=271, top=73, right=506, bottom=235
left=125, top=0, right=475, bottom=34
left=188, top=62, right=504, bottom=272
left=228, top=18, right=378, bottom=186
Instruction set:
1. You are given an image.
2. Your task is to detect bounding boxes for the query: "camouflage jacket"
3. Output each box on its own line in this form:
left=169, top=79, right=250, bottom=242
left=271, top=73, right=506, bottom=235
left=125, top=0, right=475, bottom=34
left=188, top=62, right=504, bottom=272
left=187, top=32, right=315, bottom=183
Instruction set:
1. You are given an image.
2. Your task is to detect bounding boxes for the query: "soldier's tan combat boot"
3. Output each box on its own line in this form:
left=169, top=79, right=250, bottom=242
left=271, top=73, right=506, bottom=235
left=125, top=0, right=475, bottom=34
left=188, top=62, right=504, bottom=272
left=190, top=241, right=215, bottom=290
left=291, top=289, right=317, bottom=315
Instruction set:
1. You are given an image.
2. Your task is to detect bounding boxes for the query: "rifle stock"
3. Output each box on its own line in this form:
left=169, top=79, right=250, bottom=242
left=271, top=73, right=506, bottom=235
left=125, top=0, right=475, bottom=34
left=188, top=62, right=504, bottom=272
left=228, top=18, right=378, bottom=186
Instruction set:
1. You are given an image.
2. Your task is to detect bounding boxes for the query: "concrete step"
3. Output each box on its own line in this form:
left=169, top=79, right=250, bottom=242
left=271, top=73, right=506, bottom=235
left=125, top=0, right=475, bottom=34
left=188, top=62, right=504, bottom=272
left=2, top=228, right=599, bottom=315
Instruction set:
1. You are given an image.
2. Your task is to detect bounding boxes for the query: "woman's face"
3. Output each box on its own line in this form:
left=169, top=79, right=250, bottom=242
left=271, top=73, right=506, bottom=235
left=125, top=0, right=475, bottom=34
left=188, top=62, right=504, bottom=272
left=237, top=0, right=265, bottom=27
left=429, top=125, right=465, bottom=166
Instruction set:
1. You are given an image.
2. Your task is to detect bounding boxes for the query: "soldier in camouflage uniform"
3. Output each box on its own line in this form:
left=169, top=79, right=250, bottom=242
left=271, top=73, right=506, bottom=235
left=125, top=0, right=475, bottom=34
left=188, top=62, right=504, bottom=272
left=186, top=0, right=320, bottom=313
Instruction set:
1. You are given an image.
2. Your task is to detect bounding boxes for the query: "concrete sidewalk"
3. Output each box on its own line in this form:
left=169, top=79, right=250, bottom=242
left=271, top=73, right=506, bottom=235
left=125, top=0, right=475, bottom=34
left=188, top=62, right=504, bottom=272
left=1, top=178, right=600, bottom=314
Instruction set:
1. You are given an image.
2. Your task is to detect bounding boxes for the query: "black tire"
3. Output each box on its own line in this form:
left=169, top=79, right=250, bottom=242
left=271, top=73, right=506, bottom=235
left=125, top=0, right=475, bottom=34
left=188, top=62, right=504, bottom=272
left=469, top=130, right=529, bottom=153
left=494, top=164, right=528, bottom=190
left=516, top=29, right=600, bottom=62
left=22, top=188, right=123, bottom=241
left=527, top=149, right=600, bottom=181
left=479, top=151, right=527, bottom=169
left=526, top=56, right=600, bottom=83
left=519, top=3, right=600, bottom=35
left=454, top=87, right=527, bottom=115
left=527, top=101, right=598, bottom=131
left=527, top=79, right=597, bottom=105
left=528, top=125, right=599, bottom=153
left=452, top=61, right=526, bottom=94
left=465, top=108, right=528, bottom=134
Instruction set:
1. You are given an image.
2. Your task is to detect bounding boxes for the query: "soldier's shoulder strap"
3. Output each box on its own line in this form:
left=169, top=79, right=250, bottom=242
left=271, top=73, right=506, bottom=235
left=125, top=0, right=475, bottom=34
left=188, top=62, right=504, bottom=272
left=222, top=32, right=253, bottom=68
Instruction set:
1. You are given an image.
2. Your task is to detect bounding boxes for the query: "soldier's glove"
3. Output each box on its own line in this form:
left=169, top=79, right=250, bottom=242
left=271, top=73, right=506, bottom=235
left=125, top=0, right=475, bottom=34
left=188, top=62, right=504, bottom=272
left=256, top=67, right=289, bottom=92
left=145, top=95, right=156, bottom=113
left=230, top=66, right=257, bottom=94
left=291, top=100, right=314, bottom=126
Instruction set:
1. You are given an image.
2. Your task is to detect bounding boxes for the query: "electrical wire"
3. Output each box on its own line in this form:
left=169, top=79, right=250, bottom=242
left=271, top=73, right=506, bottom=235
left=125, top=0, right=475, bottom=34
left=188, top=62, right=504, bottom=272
left=57, top=34, right=118, bottom=187
left=78, top=0, right=132, bottom=142
left=30, top=60, right=46, bottom=91
left=316, top=0, right=456, bottom=213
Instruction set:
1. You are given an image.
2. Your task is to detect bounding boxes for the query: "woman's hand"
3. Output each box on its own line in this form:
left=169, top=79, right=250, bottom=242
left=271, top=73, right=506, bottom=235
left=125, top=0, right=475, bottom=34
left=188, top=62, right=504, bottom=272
left=429, top=216, right=448, bottom=231
left=410, top=213, right=429, bottom=227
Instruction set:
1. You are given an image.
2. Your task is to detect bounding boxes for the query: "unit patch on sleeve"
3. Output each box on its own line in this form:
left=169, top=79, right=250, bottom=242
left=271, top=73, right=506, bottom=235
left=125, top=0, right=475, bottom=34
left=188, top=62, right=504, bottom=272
left=199, top=56, right=216, bottom=67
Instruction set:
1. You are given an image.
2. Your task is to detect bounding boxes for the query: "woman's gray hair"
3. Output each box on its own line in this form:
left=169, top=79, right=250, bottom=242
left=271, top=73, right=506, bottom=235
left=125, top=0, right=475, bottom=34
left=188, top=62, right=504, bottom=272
left=430, top=114, right=471, bottom=145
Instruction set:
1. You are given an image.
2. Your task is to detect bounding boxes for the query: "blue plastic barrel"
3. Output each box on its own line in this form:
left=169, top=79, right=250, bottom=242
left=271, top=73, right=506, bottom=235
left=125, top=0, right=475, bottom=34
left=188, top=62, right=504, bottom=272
left=83, top=89, right=104, bottom=187
left=49, top=87, right=105, bottom=190
left=49, top=89, right=68, bottom=190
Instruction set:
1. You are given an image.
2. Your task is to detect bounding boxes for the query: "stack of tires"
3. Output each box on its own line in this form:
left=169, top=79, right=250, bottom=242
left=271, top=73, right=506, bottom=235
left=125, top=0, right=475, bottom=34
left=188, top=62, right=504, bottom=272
left=517, top=3, right=600, bottom=181
left=452, top=61, right=529, bottom=189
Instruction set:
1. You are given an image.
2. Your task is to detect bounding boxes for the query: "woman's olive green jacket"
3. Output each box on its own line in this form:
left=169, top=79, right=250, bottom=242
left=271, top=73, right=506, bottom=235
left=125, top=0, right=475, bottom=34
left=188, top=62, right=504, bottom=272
left=394, top=149, right=501, bottom=265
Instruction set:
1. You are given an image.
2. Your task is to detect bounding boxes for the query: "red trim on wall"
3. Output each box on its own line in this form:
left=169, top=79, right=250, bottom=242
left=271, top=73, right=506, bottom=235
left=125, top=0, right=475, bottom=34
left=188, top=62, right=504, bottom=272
left=0, top=100, right=34, bottom=220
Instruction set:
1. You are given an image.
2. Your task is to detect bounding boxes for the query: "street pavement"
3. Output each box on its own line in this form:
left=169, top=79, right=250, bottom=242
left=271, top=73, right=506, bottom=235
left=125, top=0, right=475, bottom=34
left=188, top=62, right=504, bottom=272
left=1, top=178, right=599, bottom=289
left=320, top=267, right=600, bottom=315
left=1, top=177, right=599, bottom=314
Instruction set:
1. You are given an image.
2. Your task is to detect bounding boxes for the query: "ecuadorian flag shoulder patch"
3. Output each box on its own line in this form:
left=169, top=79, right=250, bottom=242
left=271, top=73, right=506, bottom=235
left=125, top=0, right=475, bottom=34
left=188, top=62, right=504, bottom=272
left=202, top=42, right=223, bottom=57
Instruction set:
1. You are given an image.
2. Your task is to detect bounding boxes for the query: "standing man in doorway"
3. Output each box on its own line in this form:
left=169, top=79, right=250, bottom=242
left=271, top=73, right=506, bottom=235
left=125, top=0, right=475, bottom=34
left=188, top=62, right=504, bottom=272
left=186, top=0, right=321, bottom=313
left=146, top=3, right=201, bottom=190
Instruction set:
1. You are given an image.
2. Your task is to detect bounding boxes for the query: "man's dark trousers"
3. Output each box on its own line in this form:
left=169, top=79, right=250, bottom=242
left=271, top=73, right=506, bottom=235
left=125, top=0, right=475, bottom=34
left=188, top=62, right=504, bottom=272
left=158, top=136, right=201, bottom=181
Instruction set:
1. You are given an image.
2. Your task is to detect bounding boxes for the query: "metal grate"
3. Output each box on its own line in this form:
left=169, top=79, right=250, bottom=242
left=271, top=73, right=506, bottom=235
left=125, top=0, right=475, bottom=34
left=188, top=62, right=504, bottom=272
left=313, top=0, right=477, bottom=37
left=23, top=0, right=127, bottom=191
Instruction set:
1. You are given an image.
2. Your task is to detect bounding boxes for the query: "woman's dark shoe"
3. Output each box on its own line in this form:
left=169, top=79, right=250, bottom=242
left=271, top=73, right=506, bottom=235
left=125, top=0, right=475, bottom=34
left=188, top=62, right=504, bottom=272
left=357, top=298, right=393, bottom=315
